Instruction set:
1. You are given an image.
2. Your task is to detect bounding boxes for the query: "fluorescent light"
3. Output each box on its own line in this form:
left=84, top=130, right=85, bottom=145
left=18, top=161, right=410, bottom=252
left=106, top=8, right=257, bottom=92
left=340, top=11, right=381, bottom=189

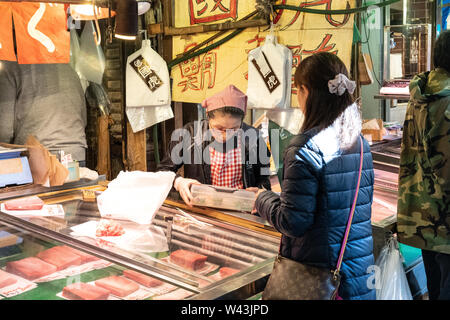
left=114, top=34, right=137, bottom=40
left=114, top=0, right=138, bottom=41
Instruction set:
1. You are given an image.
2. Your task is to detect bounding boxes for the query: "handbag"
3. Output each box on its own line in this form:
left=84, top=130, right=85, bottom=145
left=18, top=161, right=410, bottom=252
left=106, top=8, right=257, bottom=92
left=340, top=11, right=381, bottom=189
left=262, top=136, right=364, bottom=300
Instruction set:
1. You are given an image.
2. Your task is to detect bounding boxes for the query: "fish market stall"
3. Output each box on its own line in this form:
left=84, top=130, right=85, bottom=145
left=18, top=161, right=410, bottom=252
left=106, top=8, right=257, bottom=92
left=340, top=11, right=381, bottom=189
left=0, top=182, right=280, bottom=300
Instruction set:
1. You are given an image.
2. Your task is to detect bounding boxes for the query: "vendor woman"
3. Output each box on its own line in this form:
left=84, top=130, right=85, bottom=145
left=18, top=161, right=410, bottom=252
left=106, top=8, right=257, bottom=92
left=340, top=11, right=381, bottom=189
left=157, top=84, right=271, bottom=206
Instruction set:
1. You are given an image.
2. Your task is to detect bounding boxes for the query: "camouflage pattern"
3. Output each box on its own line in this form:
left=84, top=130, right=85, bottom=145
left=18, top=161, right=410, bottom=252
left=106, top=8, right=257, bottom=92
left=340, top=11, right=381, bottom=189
left=397, top=68, right=450, bottom=254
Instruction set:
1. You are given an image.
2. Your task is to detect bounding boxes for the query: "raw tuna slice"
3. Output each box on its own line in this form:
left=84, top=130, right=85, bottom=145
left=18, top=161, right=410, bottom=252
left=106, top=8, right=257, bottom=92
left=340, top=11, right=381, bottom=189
left=123, top=269, right=163, bottom=288
left=95, top=276, right=139, bottom=297
left=219, top=267, right=240, bottom=278
left=58, top=246, right=100, bottom=264
left=95, top=219, right=125, bottom=237
left=63, top=282, right=110, bottom=300
left=170, top=249, right=207, bottom=271
left=36, top=246, right=82, bottom=271
left=4, top=196, right=44, bottom=211
left=6, top=257, right=58, bottom=280
left=0, top=270, right=17, bottom=288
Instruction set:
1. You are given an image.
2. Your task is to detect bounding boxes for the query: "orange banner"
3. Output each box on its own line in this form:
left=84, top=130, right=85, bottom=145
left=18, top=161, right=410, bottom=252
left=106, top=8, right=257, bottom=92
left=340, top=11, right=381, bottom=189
left=0, top=3, right=16, bottom=61
left=12, top=2, right=70, bottom=64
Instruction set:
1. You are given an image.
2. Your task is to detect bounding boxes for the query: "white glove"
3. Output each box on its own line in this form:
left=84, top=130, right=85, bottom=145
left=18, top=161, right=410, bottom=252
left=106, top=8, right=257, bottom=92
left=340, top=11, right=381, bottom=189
left=174, top=177, right=201, bottom=206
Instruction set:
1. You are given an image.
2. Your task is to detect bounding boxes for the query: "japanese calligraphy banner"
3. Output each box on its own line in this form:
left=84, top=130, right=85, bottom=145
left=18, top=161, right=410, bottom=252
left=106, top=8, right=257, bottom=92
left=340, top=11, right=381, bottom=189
left=11, top=2, right=70, bottom=64
left=171, top=0, right=356, bottom=107
left=0, top=3, right=16, bottom=61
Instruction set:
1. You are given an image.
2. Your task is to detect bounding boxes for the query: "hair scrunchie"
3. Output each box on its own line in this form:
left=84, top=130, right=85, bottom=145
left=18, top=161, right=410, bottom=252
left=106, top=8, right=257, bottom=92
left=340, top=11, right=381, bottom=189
left=328, top=73, right=356, bottom=96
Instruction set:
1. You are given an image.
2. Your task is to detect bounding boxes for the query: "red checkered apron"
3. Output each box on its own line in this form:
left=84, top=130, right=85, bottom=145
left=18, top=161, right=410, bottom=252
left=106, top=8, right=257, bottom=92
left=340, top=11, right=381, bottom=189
left=209, top=134, right=244, bottom=189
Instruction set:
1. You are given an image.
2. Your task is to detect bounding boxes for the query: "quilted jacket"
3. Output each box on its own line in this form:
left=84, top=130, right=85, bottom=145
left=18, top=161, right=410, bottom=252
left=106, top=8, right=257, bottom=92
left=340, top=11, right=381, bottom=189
left=255, top=125, right=376, bottom=300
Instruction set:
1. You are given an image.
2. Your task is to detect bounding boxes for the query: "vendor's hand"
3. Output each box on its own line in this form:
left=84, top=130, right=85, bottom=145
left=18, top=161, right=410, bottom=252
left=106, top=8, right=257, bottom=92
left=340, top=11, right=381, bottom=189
left=246, top=187, right=259, bottom=193
left=174, top=177, right=201, bottom=207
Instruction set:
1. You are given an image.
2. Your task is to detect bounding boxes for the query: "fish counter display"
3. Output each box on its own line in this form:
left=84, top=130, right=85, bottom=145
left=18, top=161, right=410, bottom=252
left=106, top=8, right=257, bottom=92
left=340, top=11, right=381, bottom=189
left=0, top=185, right=280, bottom=300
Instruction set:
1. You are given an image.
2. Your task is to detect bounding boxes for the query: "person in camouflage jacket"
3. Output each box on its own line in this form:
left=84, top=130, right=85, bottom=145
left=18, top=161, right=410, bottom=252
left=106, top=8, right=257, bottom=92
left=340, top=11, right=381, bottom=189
left=397, top=30, right=450, bottom=300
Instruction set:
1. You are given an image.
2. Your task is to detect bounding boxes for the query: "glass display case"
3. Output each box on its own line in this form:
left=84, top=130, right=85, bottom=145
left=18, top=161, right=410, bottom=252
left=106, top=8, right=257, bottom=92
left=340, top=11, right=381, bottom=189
left=383, top=24, right=432, bottom=81
left=0, top=186, right=280, bottom=300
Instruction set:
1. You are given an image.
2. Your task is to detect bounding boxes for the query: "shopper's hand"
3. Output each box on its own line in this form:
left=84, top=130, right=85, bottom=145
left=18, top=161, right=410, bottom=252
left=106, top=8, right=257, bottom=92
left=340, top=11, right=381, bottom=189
left=174, top=177, right=201, bottom=207
left=250, top=188, right=267, bottom=215
left=246, top=187, right=259, bottom=193
left=255, top=188, right=266, bottom=198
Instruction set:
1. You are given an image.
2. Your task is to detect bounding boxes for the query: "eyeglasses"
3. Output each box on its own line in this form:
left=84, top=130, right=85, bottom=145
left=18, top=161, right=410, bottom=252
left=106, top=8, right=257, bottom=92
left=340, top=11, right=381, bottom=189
left=208, top=121, right=242, bottom=134
left=209, top=126, right=240, bottom=134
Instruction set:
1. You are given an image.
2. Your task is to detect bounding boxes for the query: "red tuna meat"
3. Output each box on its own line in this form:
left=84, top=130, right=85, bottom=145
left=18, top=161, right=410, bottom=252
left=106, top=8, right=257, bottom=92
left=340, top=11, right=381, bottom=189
left=6, top=257, right=57, bottom=280
left=170, top=249, right=207, bottom=271
left=63, top=282, right=110, bottom=300
left=95, top=276, right=139, bottom=297
left=58, top=246, right=100, bottom=264
left=4, top=196, right=44, bottom=211
left=36, top=246, right=82, bottom=270
left=123, top=269, right=164, bottom=288
left=219, top=267, right=240, bottom=278
left=0, top=270, right=17, bottom=288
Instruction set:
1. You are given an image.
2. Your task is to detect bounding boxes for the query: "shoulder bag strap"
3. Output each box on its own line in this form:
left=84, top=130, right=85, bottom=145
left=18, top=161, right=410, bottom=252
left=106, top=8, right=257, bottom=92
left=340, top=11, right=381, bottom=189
left=334, top=135, right=364, bottom=276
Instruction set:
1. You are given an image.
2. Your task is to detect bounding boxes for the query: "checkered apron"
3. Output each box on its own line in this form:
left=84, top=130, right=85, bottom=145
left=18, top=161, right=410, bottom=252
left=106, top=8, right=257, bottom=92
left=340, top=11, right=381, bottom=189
left=209, top=133, right=244, bottom=189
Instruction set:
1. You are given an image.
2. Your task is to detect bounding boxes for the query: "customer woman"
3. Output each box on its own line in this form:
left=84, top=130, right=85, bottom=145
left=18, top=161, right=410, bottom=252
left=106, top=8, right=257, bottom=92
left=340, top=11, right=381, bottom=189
left=158, top=84, right=271, bottom=206
left=254, top=52, right=376, bottom=300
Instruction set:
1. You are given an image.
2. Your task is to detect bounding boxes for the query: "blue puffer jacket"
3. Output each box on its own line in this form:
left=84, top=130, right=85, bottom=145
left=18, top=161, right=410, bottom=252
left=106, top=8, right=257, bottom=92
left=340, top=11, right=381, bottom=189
left=256, top=126, right=376, bottom=300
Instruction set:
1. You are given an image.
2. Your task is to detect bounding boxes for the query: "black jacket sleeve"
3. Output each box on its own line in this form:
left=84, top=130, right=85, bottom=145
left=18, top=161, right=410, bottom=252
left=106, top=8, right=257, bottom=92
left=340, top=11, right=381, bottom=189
left=255, top=147, right=319, bottom=238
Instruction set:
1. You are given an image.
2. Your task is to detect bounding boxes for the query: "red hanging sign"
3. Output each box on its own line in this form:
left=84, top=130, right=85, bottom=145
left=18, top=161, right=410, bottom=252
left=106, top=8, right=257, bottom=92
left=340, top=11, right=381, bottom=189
left=12, top=2, right=70, bottom=64
left=0, top=3, right=17, bottom=61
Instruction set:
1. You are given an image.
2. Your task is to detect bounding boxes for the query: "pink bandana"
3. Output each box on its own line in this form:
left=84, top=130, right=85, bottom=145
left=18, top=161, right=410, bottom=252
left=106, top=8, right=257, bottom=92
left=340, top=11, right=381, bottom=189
left=201, top=85, right=247, bottom=113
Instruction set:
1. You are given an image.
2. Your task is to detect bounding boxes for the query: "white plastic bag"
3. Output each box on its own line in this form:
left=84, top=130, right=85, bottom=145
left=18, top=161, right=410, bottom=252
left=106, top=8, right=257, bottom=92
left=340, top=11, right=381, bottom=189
left=375, top=235, right=413, bottom=300
left=97, top=171, right=175, bottom=225
left=247, top=31, right=292, bottom=109
left=125, top=40, right=173, bottom=132
left=69, top=28, right=89, bottom=92
left=78, top=21, right=105, bottom=85
left=126, top=40, right=171, bottom=107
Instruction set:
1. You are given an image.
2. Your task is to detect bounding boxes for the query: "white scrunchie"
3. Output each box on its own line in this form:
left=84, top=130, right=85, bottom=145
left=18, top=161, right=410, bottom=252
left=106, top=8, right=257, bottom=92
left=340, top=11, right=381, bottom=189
left=328, top=73, right=356, bottom=96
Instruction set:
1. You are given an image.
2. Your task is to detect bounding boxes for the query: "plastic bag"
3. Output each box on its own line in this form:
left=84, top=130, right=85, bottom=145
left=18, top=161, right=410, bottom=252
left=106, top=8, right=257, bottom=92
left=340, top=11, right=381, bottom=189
left=70, top=220, right=168, bottom=253
left=85, top=82, right=111, bottom=116
left=125, top=39, right=173, bottom=132
left=69, top=28, right=89, bottom=92
left=375, top=235, right=413, bottom=300
left=97, top=170, right=175, bottom=225
left=126, top=105, right=174, bottom=133
left=77, top=21, right=105, bottom=85
left=247, top=30, right=292, bottom=109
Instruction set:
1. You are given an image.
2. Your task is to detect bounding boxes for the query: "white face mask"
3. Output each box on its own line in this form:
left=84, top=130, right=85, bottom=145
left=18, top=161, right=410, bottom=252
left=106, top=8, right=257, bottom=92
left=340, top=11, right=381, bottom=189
left=208, top=116, right=242, bottom=143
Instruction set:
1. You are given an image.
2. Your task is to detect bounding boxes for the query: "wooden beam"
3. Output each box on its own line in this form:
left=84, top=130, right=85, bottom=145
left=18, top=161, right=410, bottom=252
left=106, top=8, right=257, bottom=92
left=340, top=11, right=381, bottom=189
left=147, top=23, right=164, bottom=35
left=0, top=0, right=109, bottom=5
left=164, top=18, right=268, bottom=36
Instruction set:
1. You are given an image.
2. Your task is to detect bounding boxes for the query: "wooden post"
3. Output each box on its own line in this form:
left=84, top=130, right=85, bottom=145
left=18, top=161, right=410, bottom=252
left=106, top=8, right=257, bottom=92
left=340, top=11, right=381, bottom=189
left=96, top=115, right=112, bottom=180
left=126, top=122, right=147, bottom=171
left=174, top=102, right=183, bottom=129
left=161, top=0, right=174, bottom=159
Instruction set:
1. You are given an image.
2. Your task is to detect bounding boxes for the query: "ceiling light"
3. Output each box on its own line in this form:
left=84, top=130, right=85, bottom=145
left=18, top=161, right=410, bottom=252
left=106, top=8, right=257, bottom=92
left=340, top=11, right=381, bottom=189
left=114, top=0, right=138, bottom=41
left=70, top=4, right=115, bottom=20
left=137, top=1, right=151, bottom=15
